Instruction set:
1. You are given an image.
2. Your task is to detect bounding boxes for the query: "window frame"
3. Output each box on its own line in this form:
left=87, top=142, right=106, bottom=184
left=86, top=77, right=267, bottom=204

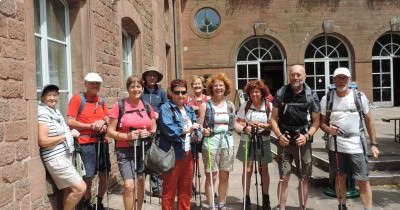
left=35, top=0, right=72, bottom=113
left=122, top=29, right=133, bottom=87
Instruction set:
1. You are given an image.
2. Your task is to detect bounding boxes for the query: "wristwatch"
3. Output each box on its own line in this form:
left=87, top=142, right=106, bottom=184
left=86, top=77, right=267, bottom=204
left=371, top=143, right=379, bottom=148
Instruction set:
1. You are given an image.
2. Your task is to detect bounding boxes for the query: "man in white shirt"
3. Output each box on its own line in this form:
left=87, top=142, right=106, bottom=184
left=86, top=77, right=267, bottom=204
left=320, top=67, right=379, bottom=210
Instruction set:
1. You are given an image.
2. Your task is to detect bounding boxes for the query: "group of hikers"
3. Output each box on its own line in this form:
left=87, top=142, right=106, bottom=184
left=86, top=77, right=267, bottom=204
left=37, top=64, right=380, bottom=210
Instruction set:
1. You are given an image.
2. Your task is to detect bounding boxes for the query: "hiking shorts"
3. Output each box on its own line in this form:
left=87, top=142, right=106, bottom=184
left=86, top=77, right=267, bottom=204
left=328, top=151, right=369, bottom=181
left=45, top=153, right=83, bottom=189
left=277, top=142, right=312, bottom=178
left=236, top=137, right=272, bottom=165
left=116, top=147, right=145, bottom=180
left=80, top=143, right=111, bottom=178
left=202, top=147, right=234, bottom=173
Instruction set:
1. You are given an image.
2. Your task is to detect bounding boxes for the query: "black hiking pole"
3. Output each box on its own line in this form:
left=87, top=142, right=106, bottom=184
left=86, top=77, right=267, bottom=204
left=332, top=125, right=343, bottom=210
left=251, top=126, right=260, bottom=209
left=293, top=130, right=306, bottom=210
left=95, top=132, right=108, bottom=210
left=129, top=128, right=139, bottom=210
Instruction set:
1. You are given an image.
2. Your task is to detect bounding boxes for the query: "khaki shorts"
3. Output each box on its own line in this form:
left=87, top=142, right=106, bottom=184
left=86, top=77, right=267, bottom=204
left=236, top=137, right=272, bottom=165
left=45, top=153, right=83, bottom=189
left=202, top=147, right=234, bottom=173
left=277, top=142, right=312, bottom=178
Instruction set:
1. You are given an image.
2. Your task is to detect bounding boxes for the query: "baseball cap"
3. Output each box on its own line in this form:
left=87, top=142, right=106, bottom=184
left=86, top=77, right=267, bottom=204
left=333, top=67, right=351, bottom=78
left=84, top=72, right=103, bottom=83
left=41, top=84, right=59, bottom=97
left=142, top=66, right=163, bottom=83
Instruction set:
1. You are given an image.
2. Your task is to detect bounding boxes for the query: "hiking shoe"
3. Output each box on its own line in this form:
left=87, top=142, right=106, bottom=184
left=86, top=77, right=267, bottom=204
left=262, top=194, right=271, bottom=210
left=92, top=202, right=105, bottom=210
left=245, top=195, right=251, bottom=210
left=76, top=199, right=92, bottom=210
left=152, top=189, right=161, bottom=197
left=338, top=204, right=347, bottom=210
left=218, top=203, right=228, bottom=210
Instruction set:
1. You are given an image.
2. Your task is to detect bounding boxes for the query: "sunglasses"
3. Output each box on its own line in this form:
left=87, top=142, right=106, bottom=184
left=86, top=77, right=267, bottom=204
left=172, top=90, right=187, bottom=95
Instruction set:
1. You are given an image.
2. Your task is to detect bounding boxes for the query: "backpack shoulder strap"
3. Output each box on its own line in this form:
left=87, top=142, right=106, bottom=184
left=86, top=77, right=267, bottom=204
left=265, top=97, right=271, bottom=117
left=100, top=96, right=105, bottom=110
left=304, top=83, right=313, bottom=107
left=78, top=92, right=86, bottom=116
left=325, top=90, right=335, bottom=126
left=142, top=99, right=151, bottom=117
left=244, top=100, right=252, bottom=115
left=117, top=99, right=125, bottom=129
left=226, top=100, right=234, bottom=114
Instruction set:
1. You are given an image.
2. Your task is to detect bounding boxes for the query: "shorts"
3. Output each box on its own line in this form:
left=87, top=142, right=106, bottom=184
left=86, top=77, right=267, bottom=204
left=116, top=147, right=145, bottom=180
left=328, top=151, right=369, bottom=181
left=277, top=142, right=312, bottom=178
left=236, top=136, right=272, bottom=165
left=202, top=147, right=234, bottom=173
left=45, top=153, right=83, bottom=189
left=80, top=143, right=111, bottom=178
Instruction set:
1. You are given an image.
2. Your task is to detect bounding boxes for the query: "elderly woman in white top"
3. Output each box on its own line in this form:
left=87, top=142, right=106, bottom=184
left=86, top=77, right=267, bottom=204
left=38, top=84, right=86, bottom=210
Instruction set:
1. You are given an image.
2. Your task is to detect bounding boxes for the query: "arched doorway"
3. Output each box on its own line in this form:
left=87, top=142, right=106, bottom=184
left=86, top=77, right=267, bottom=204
left=235, top=37, right=286, bottom=95
left=304, top=35, right=352, bottom=99
left=372, top=33, right=400, bottom=107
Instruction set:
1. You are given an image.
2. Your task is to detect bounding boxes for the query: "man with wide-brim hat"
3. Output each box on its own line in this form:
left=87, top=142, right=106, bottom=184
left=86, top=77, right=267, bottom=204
left=142, top=66, right=164, bottom=83
left=141, top=66, right=168, bottom=197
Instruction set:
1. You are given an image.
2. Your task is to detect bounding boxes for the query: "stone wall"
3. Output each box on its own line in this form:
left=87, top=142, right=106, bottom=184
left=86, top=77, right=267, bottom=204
left=0, top=0, right=179, bottom=209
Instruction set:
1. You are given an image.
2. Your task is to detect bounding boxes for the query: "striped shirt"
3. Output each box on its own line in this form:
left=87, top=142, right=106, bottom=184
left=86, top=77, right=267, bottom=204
left=38, top=104, right=68, bottom=162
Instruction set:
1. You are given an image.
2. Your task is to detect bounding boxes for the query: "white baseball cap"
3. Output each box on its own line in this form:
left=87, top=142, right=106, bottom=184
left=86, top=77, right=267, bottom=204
left=84, top=72, right=103, bottom=83
left=333, top=67, right=351, bottom=78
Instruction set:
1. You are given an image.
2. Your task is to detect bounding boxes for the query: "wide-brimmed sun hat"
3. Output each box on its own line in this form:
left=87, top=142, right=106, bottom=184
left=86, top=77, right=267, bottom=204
left=142, top=66, right=163, bottom=83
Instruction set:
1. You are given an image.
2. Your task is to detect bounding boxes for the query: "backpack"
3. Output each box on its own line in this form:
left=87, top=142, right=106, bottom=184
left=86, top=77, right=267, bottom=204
left=278, top=84, right=313, bottom=111
left=244, top=95, right=273, bottom=135
left=204, top=100, right=235, bottom=136
left=117, top=99, right=152, bottom=129
left=324, top=82, right=364, bottom=130
left=77, top=92, right=105, bottom=116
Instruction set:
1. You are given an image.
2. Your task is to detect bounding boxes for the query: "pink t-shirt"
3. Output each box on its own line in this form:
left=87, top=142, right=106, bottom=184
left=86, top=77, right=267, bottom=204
left=109, top=99, right=156, bottom=148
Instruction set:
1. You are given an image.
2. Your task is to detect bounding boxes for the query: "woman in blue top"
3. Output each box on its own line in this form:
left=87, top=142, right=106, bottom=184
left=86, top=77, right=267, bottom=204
left=158, top=79, right=201, bottom=210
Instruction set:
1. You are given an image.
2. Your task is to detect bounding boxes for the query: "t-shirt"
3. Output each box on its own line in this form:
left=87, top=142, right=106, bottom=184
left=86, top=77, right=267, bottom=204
left=180, top=107, right=193, bottom=152
left=38, top=104, right=68, bottom=162
left=237, top=100, right=272, bottom=142
left=320, top=90, right=369, bottom=154
left=272, top=84, right=320, bottom=131
left=67, top=94, right=109, bottom=144
left=202, top=101, right=233, bottom=150
left=109, top=99, right=156, bottom=148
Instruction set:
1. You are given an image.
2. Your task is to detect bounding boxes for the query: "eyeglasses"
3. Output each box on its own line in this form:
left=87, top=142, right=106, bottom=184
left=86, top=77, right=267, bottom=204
left=172, top=90, right=187, bottom=95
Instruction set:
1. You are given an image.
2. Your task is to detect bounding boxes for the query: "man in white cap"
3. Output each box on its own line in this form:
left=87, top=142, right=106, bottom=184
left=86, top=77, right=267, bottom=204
left=141, top=66, right=168, bottom=197
left=320, top=67, right=379, bottom=210
left=67, top=72, right=110, bottom=210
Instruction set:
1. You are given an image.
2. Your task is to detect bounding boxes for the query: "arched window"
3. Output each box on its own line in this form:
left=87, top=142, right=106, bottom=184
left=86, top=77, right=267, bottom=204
left=236, top=37, right=285, bottom=94
left=304, top=35, right=351, bottom=99
left=34, top=0, right=71, bottom=114
left=372, top=33, right=400, bottom=106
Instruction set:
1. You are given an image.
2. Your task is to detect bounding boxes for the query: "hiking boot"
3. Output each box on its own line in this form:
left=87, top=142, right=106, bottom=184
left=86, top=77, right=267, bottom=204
left=76, top=199, right=92, bottom=210
left=152, top=189, right=161, bottom=197
left=218, top=203, right=227, bottom=210
left=245, top=195, right=251, bottom=210
left=262, top=194, right=271, bottom=210
left=92, top=202, right=105, bottom=210
left=338, top=204, right=347, bottom=210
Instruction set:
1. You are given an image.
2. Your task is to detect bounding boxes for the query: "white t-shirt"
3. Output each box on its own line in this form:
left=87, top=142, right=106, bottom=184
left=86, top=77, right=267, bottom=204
left=320, top=90, right=369, bottom=154
left=237, top=100, right=272, bottom=142
left=180, top=108, right=192, bottom=152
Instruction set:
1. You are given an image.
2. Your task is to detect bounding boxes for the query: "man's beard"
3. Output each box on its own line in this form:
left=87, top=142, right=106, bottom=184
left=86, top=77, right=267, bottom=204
left=290, top=80, right=304, bottom=89
left=336, top=86, right=348, bottom=92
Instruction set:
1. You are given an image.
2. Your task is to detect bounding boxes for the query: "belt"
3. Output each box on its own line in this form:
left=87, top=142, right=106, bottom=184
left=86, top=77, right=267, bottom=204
left=80, top=134, right=100, bottom=138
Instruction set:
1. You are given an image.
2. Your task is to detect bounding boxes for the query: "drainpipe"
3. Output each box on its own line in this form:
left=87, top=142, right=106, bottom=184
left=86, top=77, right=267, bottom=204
left=173, top=0, right=179, bottom=79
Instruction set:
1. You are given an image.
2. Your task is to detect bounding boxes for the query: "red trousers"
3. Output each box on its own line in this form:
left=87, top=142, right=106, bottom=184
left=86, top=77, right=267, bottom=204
left=162, top=151, right=194, bottom=210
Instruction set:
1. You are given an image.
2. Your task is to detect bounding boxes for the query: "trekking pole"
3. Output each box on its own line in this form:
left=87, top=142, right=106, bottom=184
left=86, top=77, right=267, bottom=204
left=206, top=135, right=215, bottom=210
left=95, top=132, right=106, bottom=210
left=101, top=133, right=110, bottom=210
left=141, top=138, right=147, bottom=210
left=294, top=130, right=305, bottom=210
left=193, top=142, right=198, bottom=201
left=197, top=156, right=202, bottom=209
left=251, top=127, right=260, bottom=209
left=333, top=131, right=342, bottom=210
left=129, top=128, right=139, bottom=210
left=278, top=131, right=289, bottom=206
left=243, top=134, right=249, bottom=210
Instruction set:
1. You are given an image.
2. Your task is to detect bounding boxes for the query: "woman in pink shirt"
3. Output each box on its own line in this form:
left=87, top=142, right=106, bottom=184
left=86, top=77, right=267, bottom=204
left=107, top=75, right=157, bottom=210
